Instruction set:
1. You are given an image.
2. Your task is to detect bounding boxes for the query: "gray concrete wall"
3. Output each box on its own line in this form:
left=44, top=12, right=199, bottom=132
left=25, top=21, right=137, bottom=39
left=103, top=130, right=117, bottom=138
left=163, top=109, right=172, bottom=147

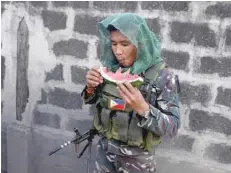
left=1, top=1, right=231, bottom=173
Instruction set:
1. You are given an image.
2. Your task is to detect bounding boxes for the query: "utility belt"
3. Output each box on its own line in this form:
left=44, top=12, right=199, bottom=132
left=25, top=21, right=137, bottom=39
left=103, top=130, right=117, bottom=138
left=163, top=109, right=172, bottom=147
left=99, top=137, right=153, bottom=156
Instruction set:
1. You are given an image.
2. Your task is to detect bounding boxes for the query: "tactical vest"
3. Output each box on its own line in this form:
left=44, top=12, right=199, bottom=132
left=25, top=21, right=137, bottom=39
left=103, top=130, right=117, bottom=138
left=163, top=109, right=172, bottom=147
left=93, top=62, right=166, bottom=151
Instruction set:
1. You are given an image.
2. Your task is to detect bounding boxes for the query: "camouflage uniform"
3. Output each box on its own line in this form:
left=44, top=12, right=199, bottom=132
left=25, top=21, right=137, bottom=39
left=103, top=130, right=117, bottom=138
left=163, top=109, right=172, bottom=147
left=82, top=66, right=180, bottom=173
left=93, top=137, right=157, bottom=173
left=81, top=13, right=181, bottom=173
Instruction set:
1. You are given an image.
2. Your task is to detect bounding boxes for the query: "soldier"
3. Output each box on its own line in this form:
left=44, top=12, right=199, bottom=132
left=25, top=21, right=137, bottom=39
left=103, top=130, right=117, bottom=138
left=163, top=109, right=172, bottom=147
left=81, top=13, right=181, bottom=173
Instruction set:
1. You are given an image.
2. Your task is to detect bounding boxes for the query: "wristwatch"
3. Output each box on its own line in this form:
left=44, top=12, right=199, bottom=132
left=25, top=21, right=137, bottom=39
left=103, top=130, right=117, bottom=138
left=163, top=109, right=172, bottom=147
left=141, top=109, right=150, bottom=119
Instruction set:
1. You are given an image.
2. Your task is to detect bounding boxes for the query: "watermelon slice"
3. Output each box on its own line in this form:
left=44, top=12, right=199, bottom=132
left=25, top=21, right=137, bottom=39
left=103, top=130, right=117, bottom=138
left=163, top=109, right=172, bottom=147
left=100, top=67, right=144, bottom=87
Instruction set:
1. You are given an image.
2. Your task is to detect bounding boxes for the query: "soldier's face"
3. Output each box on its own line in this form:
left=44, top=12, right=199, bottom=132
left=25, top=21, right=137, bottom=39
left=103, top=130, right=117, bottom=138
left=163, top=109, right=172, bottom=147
left=110, top=30, right=137, bottom=67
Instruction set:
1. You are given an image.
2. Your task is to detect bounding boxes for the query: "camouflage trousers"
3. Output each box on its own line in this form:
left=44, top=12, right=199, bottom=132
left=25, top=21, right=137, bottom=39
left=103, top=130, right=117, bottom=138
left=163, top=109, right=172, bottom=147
left=93, top=138, right=157, bottom=173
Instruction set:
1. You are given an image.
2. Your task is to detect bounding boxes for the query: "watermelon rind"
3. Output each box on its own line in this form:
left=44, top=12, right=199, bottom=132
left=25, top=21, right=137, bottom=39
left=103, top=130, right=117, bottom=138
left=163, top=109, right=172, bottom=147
left=130, top=79, right=144, bottom=87
left=100, top=67, right=144, bottom=87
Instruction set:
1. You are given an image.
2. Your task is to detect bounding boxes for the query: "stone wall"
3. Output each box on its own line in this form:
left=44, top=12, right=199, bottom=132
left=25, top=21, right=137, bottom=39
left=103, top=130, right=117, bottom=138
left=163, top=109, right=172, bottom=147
left=1, top=1, right=231, bottom=173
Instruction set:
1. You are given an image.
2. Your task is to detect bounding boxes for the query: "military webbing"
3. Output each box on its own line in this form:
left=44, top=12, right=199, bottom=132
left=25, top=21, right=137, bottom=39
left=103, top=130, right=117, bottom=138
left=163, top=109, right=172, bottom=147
left=93, top=61, right=167, bottom=151
left=139, top=61, right=166, bottom=104
left=144, top=61, right=166, bottom=81
left=139, top=61, right=167, bottom=151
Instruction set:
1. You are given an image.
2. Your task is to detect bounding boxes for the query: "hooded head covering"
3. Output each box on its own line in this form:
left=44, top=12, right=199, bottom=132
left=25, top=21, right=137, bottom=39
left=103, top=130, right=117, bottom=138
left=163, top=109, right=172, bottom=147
left=97, top=13, right=163, bottom=75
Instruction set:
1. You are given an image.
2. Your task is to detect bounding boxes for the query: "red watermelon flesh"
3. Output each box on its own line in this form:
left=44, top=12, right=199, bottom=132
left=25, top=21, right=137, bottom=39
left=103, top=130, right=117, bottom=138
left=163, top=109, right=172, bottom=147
left=100, top=67, right=144, bottom=87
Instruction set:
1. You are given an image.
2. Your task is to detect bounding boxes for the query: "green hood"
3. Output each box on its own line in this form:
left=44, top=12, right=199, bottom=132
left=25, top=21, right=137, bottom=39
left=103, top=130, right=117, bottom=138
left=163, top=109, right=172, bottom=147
left=97, top=13, right=163, bottom=75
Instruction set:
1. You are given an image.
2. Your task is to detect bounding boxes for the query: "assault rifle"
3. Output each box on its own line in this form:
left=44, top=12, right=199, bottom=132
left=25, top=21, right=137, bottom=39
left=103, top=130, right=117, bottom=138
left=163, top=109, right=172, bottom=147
left=49, top=128, right=98, bottom=173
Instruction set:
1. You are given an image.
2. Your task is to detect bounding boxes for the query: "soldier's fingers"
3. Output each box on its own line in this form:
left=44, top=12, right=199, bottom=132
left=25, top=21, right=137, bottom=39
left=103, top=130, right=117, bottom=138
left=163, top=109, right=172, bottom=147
left=89, top=66, right=100, bottom=74
left=123, top=82, right=136, bottom=94
left=117, top=83, right=130, bottom=94
left=92, top=66, right=100, bottom=72
left=88, top=81, right=99, bottom=87
left=117, top=83, right=134, bottom=102
left=87, top=72, right=103, bottom=83
left=117, top=86, right=129, bottom=104
left=87, top=75, right=101, bottom=83
left=91, top=70, right=101, bottom=77
left=88, top=70, right=101, bottom=78
left=122, top=83, right=142, bottom=103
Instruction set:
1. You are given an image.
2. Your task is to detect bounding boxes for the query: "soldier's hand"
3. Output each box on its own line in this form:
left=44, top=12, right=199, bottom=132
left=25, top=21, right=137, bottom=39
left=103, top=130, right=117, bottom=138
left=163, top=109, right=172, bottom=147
left=86, top=67, right=103, bottom=88
left=117, top=82, right=149, bottom=115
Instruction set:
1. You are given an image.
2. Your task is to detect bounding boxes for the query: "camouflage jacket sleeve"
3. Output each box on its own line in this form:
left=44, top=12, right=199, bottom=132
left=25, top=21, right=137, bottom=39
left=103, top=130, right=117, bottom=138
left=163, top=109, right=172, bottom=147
left=81, top=86, right=98, bottom=104
left=137, top=70, right=180, bottom=137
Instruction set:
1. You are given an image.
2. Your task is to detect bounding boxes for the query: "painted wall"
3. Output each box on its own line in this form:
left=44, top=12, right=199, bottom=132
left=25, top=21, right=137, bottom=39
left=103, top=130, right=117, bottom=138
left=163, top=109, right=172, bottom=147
left=1, top=1, right=231, bottom=173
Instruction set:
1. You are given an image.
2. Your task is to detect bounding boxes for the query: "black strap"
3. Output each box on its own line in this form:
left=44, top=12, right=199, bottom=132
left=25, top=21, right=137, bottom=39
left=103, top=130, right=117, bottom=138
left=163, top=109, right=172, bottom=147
left=139, top=62, right=166, bottom=105
left=109, top=110, right=116, bottom=119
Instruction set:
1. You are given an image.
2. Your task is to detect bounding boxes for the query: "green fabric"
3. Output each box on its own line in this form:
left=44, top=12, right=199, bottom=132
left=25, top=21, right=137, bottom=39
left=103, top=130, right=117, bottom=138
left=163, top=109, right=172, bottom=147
left=97, top=13, right=163, bottom=75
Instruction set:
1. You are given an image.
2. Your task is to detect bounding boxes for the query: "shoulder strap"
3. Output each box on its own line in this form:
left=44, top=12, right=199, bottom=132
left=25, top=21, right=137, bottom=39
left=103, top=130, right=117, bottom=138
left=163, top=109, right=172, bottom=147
left=144, top=61, right=167, bottom=81
left=140, top=61, right=167, bottom=105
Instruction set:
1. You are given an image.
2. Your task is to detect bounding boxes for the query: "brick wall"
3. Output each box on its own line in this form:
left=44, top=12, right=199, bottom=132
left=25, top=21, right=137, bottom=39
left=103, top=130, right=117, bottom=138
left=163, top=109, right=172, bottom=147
left=1, top=1, right=231, bottom=173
